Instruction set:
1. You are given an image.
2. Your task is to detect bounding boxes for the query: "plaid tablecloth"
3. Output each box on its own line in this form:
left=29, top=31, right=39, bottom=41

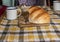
left=0, top=7, right=60, bottom=42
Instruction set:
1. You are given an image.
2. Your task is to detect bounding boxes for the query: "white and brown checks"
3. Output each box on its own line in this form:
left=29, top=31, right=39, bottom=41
left=0, top=6, right=60, bottom=42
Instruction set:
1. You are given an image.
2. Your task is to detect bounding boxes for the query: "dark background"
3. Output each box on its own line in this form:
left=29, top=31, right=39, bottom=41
left=0, top=0, right=2, bottom=5
left=0, top=0, right=55, bottom=6
left=47, top=0, right=55, bottom=6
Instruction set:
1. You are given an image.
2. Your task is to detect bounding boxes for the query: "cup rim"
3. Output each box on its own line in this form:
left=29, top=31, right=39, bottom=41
left=53, top=1, right=60, bottom=3
left=7, top=7, right=17, bottom=10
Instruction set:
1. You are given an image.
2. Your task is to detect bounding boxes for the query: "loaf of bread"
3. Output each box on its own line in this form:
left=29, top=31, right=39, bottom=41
left=28, top=6, right=50, bottom=24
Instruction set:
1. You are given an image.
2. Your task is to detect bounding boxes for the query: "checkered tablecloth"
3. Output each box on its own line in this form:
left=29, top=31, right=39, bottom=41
left=0, top=7, right=60, bottom=42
